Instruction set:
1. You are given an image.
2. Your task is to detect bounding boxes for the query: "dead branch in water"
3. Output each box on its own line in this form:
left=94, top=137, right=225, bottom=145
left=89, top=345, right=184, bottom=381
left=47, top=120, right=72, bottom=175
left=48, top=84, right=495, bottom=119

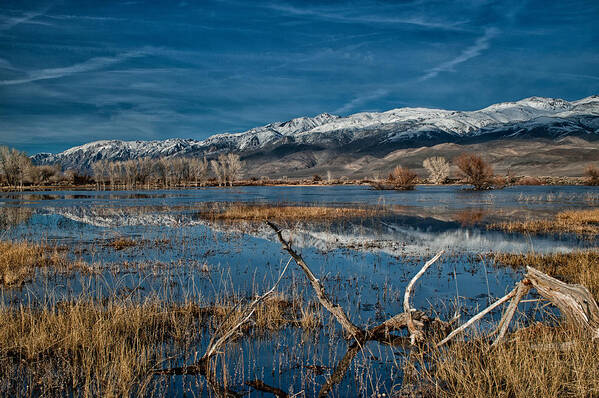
left=267, top=221, right=447, bottom=344
left=403, top=250, right=444, bottom=344
left=439, top=266, right=599, bottom=347
left=157, top=223, right=599, bottom=397
left=267, top=221, right=364, bottom=340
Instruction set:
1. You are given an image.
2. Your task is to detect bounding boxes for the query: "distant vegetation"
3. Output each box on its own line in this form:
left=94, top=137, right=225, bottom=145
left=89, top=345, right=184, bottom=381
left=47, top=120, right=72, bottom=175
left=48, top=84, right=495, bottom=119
left=423, top=156, right=450, bottom=184
left=489, top=208, right=599, bottom=237
left=454, top=153, right=496, bottom=190
left=198, top=203, right=384, bottom=222
left=2, top=143, right=599, bottom=190
left=91, top=153, right=244, bottom=189
left=585, top=164, right=599, bottom=186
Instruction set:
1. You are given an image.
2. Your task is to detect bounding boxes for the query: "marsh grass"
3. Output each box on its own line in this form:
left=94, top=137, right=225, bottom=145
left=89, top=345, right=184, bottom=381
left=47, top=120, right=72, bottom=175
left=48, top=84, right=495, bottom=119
left=108, top=237, right=138, bottom=250
left=401, top=249, right=599, bottom=397
left=489, top=208, right=599, bottom=236
left=405, top=324, right=599, bottom=398
left=493, top=250, right=599, bottom=298
left=0, top=298, right=205, bottom=396
left=199, top=202, right=385, bottom=222
left=0, top=241, right=70, bottom=286
left=0, top=291, right=324, bottom=397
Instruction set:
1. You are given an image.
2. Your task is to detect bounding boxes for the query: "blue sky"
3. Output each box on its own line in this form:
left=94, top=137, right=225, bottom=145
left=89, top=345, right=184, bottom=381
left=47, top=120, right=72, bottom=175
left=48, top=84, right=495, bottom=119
left=1, top=0, right=598, bottom=154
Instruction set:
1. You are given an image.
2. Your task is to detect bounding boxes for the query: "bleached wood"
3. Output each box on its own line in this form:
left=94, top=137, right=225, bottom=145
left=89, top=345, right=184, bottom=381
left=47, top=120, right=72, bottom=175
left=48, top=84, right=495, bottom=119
left=492, top=281, right=531, bottom=345
left=437, top=286, right=519, bottom=347
left=403, top=250, right=444, bottom=344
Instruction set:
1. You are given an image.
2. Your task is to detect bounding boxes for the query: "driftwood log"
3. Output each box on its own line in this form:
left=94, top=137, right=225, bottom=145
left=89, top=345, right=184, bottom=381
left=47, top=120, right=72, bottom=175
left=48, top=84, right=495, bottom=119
left=440, top=265, right=599, bottom=346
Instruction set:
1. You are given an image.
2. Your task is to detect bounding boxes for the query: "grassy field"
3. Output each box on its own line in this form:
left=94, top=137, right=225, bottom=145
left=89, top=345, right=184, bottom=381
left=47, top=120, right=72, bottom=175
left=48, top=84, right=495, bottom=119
left=489, top=208, right=599, bottom=237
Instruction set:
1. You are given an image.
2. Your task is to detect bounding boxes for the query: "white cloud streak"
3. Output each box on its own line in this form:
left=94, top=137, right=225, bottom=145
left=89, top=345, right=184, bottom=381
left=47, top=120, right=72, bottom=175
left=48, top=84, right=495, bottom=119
left=264, top=3, right=467, bottom=31
left=334, top=88, right=389, bottom=114
left=0, top=49, right=149, bottom=86
left=419, top=27, right=499, bottom=81
left=0, top=6, right=52, bottom=31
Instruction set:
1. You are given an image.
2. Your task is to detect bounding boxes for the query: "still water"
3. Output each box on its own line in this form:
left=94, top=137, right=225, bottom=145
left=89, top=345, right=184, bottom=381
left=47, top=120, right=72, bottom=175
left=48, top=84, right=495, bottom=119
left=1, top=185, right=597, bottom=396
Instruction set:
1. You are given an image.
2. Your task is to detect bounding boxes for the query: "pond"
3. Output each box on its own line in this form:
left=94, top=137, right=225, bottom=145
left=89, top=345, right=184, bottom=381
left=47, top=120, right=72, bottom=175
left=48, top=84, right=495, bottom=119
left=1, top=185, right=597, bottom=396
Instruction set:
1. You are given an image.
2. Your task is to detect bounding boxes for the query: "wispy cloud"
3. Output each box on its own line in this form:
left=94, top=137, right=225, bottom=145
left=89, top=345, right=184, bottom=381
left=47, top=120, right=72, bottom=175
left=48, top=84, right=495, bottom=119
left=0, top=6, right=52, bottom=31
left=334, top=88, right=389, bottom=114
left=419, top=27, right=499, bottom=81
left=263, top=3, right=468, bottom=31
left=0, top=49, right=150, bottom=86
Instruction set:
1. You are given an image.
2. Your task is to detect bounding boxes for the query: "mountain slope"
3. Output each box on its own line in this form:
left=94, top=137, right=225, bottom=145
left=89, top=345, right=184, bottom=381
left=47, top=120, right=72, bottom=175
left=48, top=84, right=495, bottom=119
left=32, top=96, right=599, bottom=175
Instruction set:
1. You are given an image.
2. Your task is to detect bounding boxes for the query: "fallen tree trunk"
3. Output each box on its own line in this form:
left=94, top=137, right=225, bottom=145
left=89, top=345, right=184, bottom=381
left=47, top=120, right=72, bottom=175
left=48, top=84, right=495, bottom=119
left=440, top=266, right=599, bottom=346
left=525, top=266, right=599, bottom=338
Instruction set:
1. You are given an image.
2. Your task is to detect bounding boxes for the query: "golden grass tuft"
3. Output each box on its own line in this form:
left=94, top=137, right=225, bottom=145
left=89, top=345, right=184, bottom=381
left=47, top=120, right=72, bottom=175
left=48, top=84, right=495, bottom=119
left=0, top=241, right=68, bottom=286
left=407, top=325, right=599, bottom=398
left=108, top=237, right=138, bottom=250
left=201, top=203, right=383, bottom=222
left=489, top=208, right=599, bottom=236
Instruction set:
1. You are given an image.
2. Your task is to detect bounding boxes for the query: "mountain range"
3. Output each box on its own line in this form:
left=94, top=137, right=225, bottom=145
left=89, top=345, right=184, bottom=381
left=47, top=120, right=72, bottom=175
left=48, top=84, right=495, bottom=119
left=32, top=96, right=599, bottom=178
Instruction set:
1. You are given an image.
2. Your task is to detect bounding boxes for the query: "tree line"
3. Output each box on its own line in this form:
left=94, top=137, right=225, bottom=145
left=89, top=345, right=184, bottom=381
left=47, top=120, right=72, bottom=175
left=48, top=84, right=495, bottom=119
left=91, top=153, right=244, bottom=189
left=0, top=145, right=245, bottom=189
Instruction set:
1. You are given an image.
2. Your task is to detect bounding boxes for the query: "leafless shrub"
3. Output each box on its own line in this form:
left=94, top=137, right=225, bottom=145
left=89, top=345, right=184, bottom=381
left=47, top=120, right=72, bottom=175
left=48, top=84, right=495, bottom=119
left=0, top=146, right=32, bottom=189
left=585, top=164, right=599, bottom=186
left=389, top=165, right=418, bottom=190
left=454, top=153, right=495, bottom=190
left=423, top=156, right=449, bottom=184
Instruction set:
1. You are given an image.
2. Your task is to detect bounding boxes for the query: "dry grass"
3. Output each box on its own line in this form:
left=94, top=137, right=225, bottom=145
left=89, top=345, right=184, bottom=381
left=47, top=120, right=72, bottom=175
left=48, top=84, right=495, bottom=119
left=493, top=250, right=599, bottom=298
left=0, top=241, right=68, bottom=286
left=0, top=299, right=205, bottom=396
left=489, top=208, right=599, bottom=236
left=200, top=203, right=383, bottom=222
left=404, top=249, right=599, bottom=397
left=407, top=324, right=599, bottom=398
left=454, top=209, right=486, bottom=226
left=516, top=176, right=543, bottom=185
left=0, top=292, right=323, bottom=396
left=108, top=237, right=138, bottom=250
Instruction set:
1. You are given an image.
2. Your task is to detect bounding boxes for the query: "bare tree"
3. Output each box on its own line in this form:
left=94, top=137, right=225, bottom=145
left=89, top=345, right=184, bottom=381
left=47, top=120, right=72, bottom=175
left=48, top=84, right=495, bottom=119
left=225, top=153, right=243, bottom=186
left=91, top=160, right=110, bottom=190
left=0, top=146, right=32, bottom=189
left=108, top=162, right=121, bottom=188
left=454, top=153, right=495, bottom=190
left=190, top=156, right=209, bottom=187
left=423, top=156, right=449, bottom=184
left=585, top=164, right=599, bottom=186
left=136, top=158, right=152, bottom=189
left=210, top=158, right=224, bottom=186
left=389, top=165, right=418, bottom=190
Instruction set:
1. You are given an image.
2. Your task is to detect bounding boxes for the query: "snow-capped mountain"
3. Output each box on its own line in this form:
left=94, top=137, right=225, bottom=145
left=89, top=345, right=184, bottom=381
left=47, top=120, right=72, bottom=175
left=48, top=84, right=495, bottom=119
left=32, top=96, right=599, bottom=173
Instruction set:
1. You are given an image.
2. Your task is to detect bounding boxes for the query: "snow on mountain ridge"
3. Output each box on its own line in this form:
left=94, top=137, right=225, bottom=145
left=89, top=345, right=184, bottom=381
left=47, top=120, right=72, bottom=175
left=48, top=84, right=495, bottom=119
left=32, top=96, right=599, bottom=170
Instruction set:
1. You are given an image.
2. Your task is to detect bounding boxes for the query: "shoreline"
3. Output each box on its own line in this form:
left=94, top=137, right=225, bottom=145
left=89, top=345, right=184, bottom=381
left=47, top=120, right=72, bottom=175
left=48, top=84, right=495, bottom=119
left=0, top=175, right=595, bottom=192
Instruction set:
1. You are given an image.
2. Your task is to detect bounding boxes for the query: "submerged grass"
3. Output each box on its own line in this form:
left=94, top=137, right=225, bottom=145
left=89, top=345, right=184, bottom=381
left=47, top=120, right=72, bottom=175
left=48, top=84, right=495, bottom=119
left=199, top=202, right=384, bottom=222
left=0, top=293, right=324, bottom=397
left=0, top=298, right=205, bottom=396
left=0, top=241, right=69, bottom=286
left=489, top=208, right=599, bottom=237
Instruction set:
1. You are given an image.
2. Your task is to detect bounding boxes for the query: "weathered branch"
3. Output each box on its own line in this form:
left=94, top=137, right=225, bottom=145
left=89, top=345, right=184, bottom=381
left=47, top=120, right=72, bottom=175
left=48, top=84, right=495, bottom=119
left=525, top=266, right=599, bottom=338
left=267, top=221, right=364, bottom=340
left=492, top=281, right=531, bottom=345
left=202, top=258, right=291, bottom=360
left=403, top=250, right=444, bottom=344
left=438, top=286, right=519, bottom=347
